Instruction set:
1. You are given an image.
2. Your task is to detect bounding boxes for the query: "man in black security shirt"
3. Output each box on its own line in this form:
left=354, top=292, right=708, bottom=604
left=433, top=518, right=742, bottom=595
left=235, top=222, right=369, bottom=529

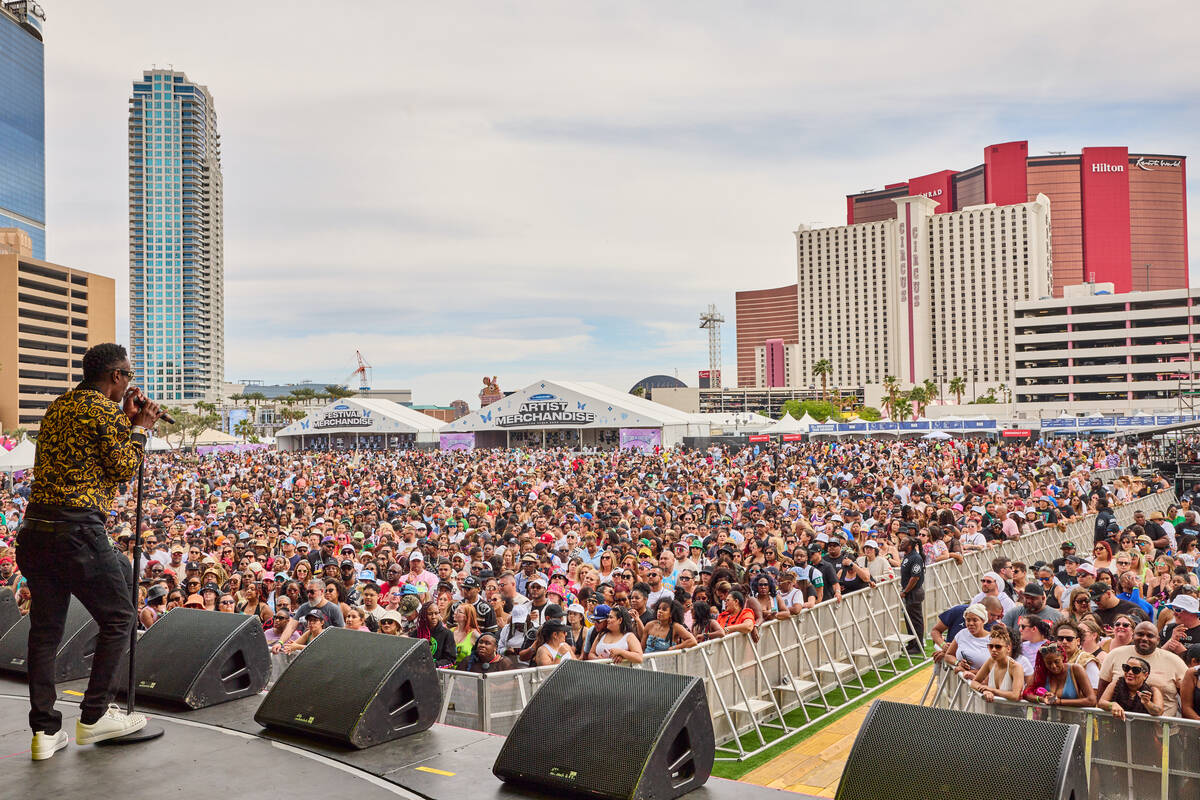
left=898, top=536, right=925, bottom=655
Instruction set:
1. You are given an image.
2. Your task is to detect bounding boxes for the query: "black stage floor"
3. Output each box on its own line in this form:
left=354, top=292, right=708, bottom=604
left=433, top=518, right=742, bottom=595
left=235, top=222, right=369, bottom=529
left=0, top=675, right=809, bottom=800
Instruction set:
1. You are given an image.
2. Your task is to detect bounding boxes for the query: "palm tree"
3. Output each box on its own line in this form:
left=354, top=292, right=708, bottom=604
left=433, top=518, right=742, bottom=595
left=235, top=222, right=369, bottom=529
left=233, top=418, right=254, bottom=442
left=892, top=397, right=913, bottom=423
left=326, top=385, right=356, bottom=399
left=948, top=376, right=966, bottom=406
left=882, top=375, right=900, bottom=419
left=922, top=378, right=938, bottom=406
left=812, top=359, right=833, bottom=401
left=908, top=386, right=929, bottom=418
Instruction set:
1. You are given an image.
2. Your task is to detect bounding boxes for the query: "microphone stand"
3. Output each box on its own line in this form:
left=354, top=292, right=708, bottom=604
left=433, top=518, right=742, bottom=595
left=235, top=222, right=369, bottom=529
left=99, top=434, right=164, bottom=744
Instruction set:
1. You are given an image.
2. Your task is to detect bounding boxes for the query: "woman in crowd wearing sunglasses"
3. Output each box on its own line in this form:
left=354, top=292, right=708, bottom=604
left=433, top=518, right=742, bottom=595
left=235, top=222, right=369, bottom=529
left=1098, top=656, right=1163, bottom=720
left=969, top=625, right=1025, bottom=703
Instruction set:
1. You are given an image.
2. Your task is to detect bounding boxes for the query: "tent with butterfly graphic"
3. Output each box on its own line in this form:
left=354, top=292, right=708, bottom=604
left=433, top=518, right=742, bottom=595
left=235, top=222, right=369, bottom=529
left=441, top=379, right=703, bottom=449
left=274, top=397, right=444, bottom=451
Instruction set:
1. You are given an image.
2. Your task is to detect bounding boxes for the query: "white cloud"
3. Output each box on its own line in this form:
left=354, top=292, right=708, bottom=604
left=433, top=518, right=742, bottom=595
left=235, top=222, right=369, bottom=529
left=38, top=1, right=1200, bottom=404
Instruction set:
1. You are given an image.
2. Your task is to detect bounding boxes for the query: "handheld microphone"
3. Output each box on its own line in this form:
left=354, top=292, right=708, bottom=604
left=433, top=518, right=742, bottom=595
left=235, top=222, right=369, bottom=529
left=135, top=395, right=176, bottom=426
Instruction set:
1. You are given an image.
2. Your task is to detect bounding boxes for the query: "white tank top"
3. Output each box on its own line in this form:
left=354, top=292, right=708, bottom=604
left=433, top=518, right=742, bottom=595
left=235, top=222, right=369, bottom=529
left=594, top=632, right=634, bottom=659
left=985, top=658, right=1015, bottom=692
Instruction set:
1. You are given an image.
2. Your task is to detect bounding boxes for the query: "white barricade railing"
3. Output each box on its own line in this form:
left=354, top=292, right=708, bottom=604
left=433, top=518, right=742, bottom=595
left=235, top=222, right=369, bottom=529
left=927, top=660, right=1200, bottom=800
left=922, top=491, right=1178, bottom=635
left=432, top=576, right=924, bottom=759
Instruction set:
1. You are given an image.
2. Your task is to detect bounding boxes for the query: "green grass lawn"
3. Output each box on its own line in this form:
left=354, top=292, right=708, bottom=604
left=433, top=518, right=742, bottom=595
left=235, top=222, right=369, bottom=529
left=712, top=645, right=933, bottom=781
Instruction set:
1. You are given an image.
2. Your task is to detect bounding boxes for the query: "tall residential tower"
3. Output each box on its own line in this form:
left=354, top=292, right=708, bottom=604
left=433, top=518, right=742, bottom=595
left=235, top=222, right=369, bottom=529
left=128, top=69, right=224, bottom=402
left=0, top=2, right=47, bottom=258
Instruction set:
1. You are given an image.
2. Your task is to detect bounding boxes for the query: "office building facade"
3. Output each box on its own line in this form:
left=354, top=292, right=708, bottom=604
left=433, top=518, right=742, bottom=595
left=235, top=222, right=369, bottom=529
left=0, top=2, right=46, bottom=258
left=793, top=194, right=1051, bottom=392
left=1012, top=283, right=1197, bottom=413
left=128, top=69, right=224, bottom=402
left=0, top=229, right=116, bottom=431
left=846, top=141, right=1188, bottom=296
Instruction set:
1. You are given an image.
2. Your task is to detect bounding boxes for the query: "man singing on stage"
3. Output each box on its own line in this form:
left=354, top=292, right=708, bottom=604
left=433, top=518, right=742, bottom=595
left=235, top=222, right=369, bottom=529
left=16, top=343, right=161, bottom=759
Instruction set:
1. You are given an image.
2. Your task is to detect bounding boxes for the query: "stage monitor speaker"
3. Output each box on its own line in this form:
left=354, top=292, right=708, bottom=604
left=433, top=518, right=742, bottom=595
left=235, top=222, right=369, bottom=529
left=129, top=608, right=270, bottom=708
left=836, top=700, right=1086, bottom=800
left=492, top=660, right=714, bottom=800
left=0, top=595, right=98, bottom=682
left=254, top=628, right=439, bottom=748
left=0, top=588, right=19, bottom=637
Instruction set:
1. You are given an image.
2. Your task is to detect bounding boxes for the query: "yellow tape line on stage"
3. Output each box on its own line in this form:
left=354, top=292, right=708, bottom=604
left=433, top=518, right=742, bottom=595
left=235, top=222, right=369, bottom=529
left=62, top=690, right=84, bottom=697
left=414, top=766, right=455, bottom=777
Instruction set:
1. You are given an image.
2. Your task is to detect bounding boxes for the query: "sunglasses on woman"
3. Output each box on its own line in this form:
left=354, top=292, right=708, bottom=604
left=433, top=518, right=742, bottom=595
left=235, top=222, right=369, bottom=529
left=1121, top=664, right=1145, bottom=675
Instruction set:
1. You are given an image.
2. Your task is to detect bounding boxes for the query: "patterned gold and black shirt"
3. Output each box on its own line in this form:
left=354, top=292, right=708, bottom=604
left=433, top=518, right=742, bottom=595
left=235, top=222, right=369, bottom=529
left=30, top=387, right=147, bottom=512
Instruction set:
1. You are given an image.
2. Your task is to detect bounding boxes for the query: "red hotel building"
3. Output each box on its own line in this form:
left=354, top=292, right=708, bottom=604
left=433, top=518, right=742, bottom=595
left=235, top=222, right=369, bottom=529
left=846, top=142, right=1188, bottom=296
left=734, top=285, right=798, bottom=388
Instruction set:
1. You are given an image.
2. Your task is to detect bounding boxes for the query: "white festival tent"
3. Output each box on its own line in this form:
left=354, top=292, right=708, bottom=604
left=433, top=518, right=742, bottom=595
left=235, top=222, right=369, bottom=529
left=275, top=398, right=444, bottom=451
left=443, top=379, right=705, bottom=449
left=0, top=438, right=36, bottom=472
left=689, top=412, right=771, bottom=434
left=762, top=413, right=811, bottom=435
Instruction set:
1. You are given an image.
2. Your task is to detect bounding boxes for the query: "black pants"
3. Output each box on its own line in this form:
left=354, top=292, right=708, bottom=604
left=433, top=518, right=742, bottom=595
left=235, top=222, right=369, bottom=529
left=16, top=519, right=134, bottom=734
left=903, top=591, right=925, bottom=654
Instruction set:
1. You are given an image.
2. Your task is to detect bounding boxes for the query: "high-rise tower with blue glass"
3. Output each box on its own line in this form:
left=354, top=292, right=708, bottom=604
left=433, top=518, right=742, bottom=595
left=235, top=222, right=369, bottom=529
left=0, top=2, right=47, bottom=258
left=128, top=69, right=224, bottom=402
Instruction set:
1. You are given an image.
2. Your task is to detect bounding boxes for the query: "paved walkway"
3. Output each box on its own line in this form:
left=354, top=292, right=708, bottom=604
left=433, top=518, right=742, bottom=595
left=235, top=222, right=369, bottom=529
left=739, top=665, right=933, bottom=798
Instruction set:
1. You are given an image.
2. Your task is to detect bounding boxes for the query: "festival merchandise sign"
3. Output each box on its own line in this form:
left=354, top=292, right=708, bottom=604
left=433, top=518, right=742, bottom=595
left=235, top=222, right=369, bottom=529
left=440, top=433, right=476, bottom=451
left=619, top=428, right=661, bottom=454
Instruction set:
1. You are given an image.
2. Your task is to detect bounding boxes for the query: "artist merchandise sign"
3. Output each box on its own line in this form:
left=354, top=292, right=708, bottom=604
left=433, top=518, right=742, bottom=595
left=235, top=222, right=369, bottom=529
left=496, top=394, right=597, bottom=427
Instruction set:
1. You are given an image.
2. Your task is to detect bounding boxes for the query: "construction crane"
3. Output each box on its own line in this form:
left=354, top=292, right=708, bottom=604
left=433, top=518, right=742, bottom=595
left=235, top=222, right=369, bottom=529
left=343, top=350, right=373, bottom=392
left=699, top=304, right=724, bottom=388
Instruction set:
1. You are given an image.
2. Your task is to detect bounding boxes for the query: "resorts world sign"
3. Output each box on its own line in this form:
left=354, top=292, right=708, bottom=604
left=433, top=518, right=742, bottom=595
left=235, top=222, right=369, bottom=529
left=496, top=394, right=596, bottom=427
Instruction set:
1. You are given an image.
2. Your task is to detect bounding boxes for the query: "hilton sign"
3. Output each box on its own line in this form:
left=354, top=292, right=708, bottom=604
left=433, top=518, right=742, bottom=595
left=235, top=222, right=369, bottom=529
left=1091, top=163, right=1125, bottom=173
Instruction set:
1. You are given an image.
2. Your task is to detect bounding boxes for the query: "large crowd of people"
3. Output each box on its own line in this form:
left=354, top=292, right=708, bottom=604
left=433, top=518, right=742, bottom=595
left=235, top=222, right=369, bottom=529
left=2, top=436, right=1197, bottom=766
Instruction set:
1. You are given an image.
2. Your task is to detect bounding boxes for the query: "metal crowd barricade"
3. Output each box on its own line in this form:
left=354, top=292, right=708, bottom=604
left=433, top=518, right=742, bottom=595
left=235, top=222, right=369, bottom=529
left=429, top=575, right=926, bottom=760
left=921, top=490, right=1178, bottom=635
left=927, top=660, right=1200, bottom=800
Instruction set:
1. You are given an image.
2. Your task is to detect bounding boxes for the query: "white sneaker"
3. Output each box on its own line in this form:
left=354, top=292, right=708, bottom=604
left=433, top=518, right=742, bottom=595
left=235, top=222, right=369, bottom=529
left=31, top=730, right=68, bottom=760
left=75, top=704, right=147, bottom=745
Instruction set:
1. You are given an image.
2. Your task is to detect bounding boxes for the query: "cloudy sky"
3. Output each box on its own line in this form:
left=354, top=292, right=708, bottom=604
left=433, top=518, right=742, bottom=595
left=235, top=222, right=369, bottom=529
left=42, top=1, right=1200, bottom=405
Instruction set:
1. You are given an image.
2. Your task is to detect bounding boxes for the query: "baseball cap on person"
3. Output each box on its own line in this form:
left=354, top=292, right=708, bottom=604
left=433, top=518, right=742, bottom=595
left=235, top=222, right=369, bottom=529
left=1061, top=541, right=1076, bottom=550
left=567, top=603, right=586, bottom=616
left=1168, top=595, right=1200, bottom=615
left=1021, top=582, right=1045, bottom=597
left=863, top=540, right=880, bottom=550
left=340, top=559, right=355, bottom=569
left=408, top=551, right=424, bottom=562
left=461, top=575, right=479, bottom=589
left=528, top=576, right=548, bottom=589
left=1077, top=563, right=1097, bottom=576
left=1088, top=582, right=1113, bottom=600
left=589, top=603, right=612, bottom=622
